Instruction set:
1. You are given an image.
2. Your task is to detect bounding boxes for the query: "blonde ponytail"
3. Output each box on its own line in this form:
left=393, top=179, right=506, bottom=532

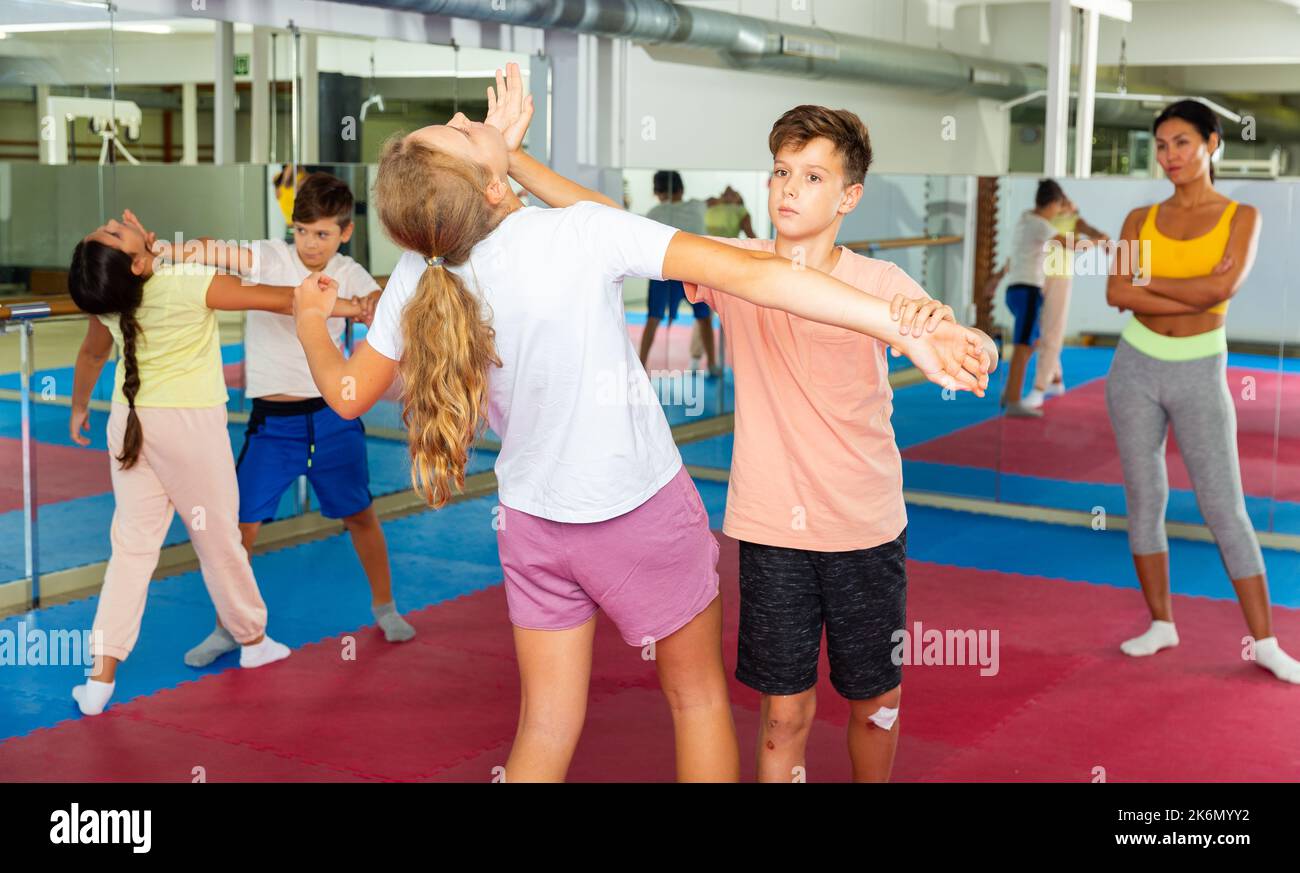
left=374, top=133, right=503, bottom=507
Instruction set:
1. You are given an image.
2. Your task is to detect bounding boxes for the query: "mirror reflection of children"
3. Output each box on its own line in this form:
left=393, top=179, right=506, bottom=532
left=638, top=171, right=719, bottom=377
left=1001, top=180, right=1098, bottom=417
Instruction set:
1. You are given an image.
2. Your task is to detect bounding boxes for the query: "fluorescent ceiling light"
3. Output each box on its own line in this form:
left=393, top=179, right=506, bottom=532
left=0, top=22, right=174, bottom=35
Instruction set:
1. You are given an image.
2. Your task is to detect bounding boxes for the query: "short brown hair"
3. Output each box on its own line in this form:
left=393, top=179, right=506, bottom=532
left=292, top=172, right=354, bottom=226
left=768, top=105, right=873, bottom=186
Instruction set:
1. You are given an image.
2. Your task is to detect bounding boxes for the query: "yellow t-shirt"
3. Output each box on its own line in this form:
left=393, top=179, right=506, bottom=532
left=98, top=265, right=228, bottom=408
left=705, top=202, right=748, bottom=238
left=1043, top=212, right=1078, bottom=278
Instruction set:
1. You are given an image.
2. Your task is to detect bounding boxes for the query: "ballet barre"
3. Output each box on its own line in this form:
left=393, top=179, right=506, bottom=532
left=841, top=234, right=964, bottom=255
left=0, top=299, right=68, bottom=608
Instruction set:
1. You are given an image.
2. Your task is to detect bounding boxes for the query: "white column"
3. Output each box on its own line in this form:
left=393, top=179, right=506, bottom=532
left=1043, top=0, right=1072, bottom=177
left=250, top=27, right=271, bottom=165
left=182, top=82, right=198, bottom=166
left=1073, top=8, right=1100, bottom=178
left=528, top=52, right=551, bottom=166
left=544, top=30, right=621, bottom=202
left=36, top=86, right=54, bottom=164
left=214, top=21, right=236, bottom=165
left=301, top=33, right=319, bottom=164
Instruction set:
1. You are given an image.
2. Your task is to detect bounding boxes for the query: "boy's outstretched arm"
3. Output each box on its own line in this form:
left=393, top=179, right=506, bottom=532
left=121, top=209, right=255, bottom=274
left=207, top=273, right=362, bottom=319
left=663, top=232, right=989, bottom=394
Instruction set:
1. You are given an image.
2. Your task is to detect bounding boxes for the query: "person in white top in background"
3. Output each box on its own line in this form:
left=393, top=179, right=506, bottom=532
left=639, top=171, right=719, bottom=375
left=1022, top=196, right=1108, bottom=411
left=1001, top=179, right=1099, bottom=417
left=162, top=173, right=416, bottom=668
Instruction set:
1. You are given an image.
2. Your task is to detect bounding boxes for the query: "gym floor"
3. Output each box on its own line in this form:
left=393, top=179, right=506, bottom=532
left=2, top=330, right=1299, bottom=781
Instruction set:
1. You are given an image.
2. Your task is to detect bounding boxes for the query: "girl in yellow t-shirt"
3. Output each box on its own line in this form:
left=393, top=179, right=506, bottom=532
left=66, top=210, right=362, bottom=716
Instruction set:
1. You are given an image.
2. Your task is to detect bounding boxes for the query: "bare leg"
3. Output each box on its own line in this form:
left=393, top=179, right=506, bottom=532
left=696, top=316, right=717, bottom=372
left=342, top=505, right=393, bottom=606
left=755, top=688, right=817, bottom=782
left=504, top=618, right=596, bottom=782
left=639, top=317, right=661, bottom=370
left=1001, top=343, right=1033, bottom=406
left=1133, top=551, right=1174, bottom=623
left=846, top=685, right=902, bottom=783
left=653, top=596, right=739, bottom=781
left=1231, top=573, right=1273, bottom=642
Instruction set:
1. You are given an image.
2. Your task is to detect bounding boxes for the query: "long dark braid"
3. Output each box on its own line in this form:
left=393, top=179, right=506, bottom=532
left=69, top=240, right=147, bottom=469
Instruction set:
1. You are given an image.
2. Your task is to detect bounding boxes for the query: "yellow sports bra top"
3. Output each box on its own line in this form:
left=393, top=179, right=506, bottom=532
left=1138, top=200, right=1237, bottom=316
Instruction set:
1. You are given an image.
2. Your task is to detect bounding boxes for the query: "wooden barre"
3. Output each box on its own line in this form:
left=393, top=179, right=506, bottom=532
left=841, top=234, right=964, bottom=252
left=0, top=297, right=83, bottom=321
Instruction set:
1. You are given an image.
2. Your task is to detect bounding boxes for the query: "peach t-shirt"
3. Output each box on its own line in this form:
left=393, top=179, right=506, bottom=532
left=688, top=238, right=929, bottom=552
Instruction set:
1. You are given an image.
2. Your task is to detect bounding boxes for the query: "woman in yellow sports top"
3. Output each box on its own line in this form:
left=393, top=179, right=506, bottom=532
left=1104, top=99, right=1298, bottom=683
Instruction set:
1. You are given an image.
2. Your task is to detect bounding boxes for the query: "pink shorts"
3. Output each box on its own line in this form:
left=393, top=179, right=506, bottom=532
left=497, top=466, right=720, bottom=646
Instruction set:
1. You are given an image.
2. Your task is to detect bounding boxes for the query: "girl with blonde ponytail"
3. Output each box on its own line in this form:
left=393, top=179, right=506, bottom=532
left=294, top=63, right=988, bottom=781
left=67, top=211, right=363, bottom=716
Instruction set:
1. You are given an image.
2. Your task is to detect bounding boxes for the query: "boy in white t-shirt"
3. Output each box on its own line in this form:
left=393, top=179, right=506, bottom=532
left=172, top=173, right=415, bottom=665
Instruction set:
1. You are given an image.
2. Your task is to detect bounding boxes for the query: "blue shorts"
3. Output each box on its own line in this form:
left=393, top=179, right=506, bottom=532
left=1006, top=283, right=1043, bottom=347
left=236, top=398, right=373, bottom=523
left=648, top=279, right=710, bottom=322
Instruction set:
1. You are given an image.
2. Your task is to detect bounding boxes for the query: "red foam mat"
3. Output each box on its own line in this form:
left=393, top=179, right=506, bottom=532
left=3, top=534, right=1298, bottom=782
left=903, top=369, right=1300, bottom=501
left=0, top=437, right=111, bottom=512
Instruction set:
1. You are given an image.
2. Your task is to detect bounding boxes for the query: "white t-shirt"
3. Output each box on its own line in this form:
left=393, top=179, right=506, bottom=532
left=244, top=238, right=380, bottom=398
left=1006, top=210, right=1060, bottom=288
left=366, top=201, right=683, bottom=523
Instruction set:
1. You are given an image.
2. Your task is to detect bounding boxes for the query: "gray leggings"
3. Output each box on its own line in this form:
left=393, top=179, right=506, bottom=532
left=1105, top=339, right=1265, bottom=579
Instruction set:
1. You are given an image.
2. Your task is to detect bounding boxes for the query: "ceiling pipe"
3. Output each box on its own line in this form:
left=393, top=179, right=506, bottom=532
left=340, top=0, right=1043, bottom=98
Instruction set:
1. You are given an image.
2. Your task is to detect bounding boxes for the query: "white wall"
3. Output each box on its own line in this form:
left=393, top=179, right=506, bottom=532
left=992, top=175, right=1300, bottom=345
left=621, top=46, right=1010, bottom=175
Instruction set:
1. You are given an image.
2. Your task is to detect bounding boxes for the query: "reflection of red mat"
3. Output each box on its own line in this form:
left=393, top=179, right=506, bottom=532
left=0, top=438, right=109, bottom=513
left=4, top=534, right=1297, bottom=782
left=903, top=369, right=1300, bottom=501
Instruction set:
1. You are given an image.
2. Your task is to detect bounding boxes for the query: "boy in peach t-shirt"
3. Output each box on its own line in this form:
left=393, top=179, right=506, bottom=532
left=688, top=105, right=997, bottom=783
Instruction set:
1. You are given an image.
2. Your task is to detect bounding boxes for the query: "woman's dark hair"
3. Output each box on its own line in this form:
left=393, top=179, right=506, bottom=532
left=69, top=240, right=147, bottom=469
left=1035, top=178, right=1066, bottom=209
left=1153, top=99, right=1223, bottom=181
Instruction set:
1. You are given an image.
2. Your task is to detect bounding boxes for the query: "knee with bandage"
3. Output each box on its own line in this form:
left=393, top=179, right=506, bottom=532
left=866, top=705, right=899, bottom=731
left=855, top=688, right=901, bottom=731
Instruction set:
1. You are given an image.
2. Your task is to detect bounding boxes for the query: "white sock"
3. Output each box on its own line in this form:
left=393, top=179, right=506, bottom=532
left=1120, top=620, right=1179, bottom=657
left=239, top=635, right=291, bottom=669
left=1253, top=637, right=1300, bottom=684
left=1023, top=389, right=1045, bottom=408
left=72, top=678, right=115, bottom=716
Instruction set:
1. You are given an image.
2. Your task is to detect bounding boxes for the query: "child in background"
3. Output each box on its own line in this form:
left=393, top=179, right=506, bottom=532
left=640, top=171, right=719, bottom=376
left=169, top=173, right=415, bottom=668
left=66, top=211, right=361, bottom=715
left=1022, top=197, right=1108, bottom=410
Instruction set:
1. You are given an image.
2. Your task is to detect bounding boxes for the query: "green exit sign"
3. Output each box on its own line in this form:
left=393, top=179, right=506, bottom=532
left=235, top=54, right=250, bottom=76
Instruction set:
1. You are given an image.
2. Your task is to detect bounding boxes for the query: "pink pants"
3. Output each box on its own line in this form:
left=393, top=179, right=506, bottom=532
left=93, top=403, right=268, bottom=661
left=1033, top=275, right=1072, bottom=392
